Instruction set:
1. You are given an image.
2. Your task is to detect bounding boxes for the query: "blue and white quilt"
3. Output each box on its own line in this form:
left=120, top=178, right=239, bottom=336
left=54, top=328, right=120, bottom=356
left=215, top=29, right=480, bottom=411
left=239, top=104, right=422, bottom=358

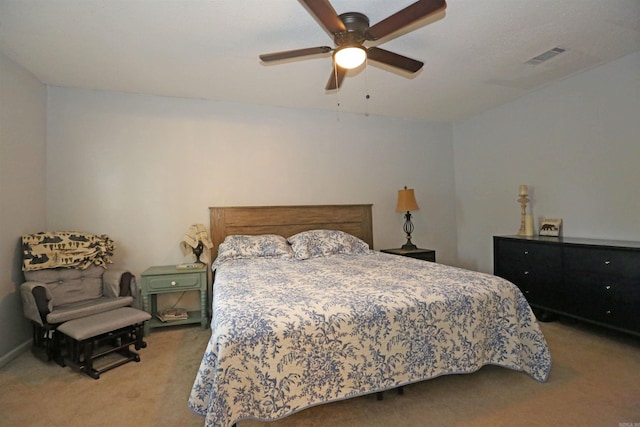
left=189, top=252, right=551, bottom=427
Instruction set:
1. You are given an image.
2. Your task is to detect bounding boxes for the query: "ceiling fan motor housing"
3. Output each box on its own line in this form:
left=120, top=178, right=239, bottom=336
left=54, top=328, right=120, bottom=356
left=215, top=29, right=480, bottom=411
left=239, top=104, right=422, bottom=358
left=334, top=12, right=369, bottom=47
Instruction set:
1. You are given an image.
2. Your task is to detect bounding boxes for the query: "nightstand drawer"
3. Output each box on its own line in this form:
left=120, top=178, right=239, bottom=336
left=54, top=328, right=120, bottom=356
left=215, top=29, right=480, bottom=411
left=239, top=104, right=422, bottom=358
left=147, top=274, right=201, bottom=290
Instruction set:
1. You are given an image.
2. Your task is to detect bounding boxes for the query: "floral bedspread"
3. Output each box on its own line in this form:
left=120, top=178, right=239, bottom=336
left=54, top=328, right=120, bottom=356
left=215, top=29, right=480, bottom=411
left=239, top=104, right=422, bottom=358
left=188, top=252, right=551, bottom=427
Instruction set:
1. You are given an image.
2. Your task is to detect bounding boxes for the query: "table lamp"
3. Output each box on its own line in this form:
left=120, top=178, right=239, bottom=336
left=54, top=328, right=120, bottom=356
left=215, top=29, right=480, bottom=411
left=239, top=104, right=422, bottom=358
left=180, top=224, right=213, bottom=264
left=396, top=186, right=420, bottom=250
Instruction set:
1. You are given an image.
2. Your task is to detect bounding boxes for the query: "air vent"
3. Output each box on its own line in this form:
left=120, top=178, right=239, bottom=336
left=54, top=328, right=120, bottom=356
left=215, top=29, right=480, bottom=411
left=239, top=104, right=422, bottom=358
left=525, top=47, right=567, bottom=65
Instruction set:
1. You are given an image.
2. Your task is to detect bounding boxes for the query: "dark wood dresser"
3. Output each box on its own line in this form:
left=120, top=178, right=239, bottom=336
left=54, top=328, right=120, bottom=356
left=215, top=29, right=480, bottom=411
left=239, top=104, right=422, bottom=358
left=494, top=235, right=640, bottom=336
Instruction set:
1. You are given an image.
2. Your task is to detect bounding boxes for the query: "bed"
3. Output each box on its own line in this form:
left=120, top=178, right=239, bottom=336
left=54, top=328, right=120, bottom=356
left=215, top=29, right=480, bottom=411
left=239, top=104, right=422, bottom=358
left=188, top=205, right=551, bottom=427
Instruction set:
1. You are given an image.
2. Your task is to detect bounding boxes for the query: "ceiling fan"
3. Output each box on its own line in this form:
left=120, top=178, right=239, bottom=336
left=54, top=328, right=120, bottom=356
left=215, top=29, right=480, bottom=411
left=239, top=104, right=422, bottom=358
left=259, top=0, right=447, bottom=90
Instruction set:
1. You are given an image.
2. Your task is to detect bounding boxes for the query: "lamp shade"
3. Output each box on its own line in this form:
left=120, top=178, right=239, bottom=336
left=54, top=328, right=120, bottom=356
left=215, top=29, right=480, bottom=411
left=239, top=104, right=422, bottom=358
left=180, top=224, right=213, bottom=254
left=396, top=187, right=419, bottom=212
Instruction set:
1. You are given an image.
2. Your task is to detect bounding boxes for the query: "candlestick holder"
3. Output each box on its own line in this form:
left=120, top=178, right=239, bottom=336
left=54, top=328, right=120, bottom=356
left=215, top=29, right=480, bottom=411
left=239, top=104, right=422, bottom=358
left=518, top=194, right=529, bottom=236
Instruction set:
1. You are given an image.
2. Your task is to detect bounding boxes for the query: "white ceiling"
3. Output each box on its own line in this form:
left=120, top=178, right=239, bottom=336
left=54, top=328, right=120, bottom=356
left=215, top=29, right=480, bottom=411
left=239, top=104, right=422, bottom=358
left=1, top=0, right=639, bottom=122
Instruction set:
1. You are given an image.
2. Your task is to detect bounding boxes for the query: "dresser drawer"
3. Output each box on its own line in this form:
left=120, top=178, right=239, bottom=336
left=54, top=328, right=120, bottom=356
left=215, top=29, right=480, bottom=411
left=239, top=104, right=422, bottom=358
left=565, top=270, right=639, bottom=328
left=570, top=283, right=640, bottom=330
left=495, top=239, right=562, bottom=268
left=147, top=274, right=201, bottom=291
left=494, top=238, right=563, bottom=310
left=564, top=246, right=640, bottom=277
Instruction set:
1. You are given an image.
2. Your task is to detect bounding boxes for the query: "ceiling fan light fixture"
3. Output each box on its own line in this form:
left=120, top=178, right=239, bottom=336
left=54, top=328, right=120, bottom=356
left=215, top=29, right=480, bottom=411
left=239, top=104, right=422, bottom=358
left=334, top=46, right=366, bottom=69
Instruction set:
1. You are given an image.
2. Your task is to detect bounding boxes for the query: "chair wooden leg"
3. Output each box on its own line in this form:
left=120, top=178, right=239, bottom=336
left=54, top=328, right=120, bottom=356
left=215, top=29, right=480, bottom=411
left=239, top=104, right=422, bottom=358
left=31, top=323, right=48, bottom=362
left=31, top=323, right=64, bottom=365
left=83, top=339, right=100, bottom=379
left=52, top=330, right=66, bottom=366
left=133, top=324, right=147, bottom=350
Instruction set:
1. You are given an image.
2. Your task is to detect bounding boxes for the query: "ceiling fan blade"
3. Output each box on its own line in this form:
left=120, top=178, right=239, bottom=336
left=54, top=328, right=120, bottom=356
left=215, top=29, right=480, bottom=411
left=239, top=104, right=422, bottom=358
left=259, top=46, right=332, bottom=62
left=325, top=65, right=347, bottom=90
left=365, top=0, right=447, bottom=41
left=301, top=0, right=346, bottom=34
left=366, top=47, right=424, bottom=73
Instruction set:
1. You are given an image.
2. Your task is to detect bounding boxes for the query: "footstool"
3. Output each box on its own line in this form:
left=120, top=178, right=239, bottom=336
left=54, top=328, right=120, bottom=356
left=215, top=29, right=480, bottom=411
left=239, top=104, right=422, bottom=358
left=57, top=307, right=151, bottom=379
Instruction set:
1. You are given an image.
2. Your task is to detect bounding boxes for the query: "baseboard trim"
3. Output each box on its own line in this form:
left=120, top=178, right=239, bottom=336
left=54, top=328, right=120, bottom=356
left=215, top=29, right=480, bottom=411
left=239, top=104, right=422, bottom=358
left=0, top=339, right=31, bottom=368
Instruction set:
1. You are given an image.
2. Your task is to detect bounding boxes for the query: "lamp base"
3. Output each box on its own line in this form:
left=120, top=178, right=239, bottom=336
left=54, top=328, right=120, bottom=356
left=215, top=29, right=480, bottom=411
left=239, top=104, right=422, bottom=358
left=401, top=242, right=417, bottom=250
left=401, top=211, right=417, bottom=251
left=192, top=241, right=204, bottom=263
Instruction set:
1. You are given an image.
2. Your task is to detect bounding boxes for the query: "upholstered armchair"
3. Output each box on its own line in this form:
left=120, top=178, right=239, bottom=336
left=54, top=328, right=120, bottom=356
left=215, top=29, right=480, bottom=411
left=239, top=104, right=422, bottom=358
left=21, top=265, right=138, bottom=362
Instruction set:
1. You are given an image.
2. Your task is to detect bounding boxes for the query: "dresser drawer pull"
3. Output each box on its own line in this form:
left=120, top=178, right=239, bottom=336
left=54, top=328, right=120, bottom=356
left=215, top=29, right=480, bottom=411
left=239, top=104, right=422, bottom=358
left=604, top=260, right=611, bottom=265
left=605, top=285, right=611, bottom=290
left=171, top=281, right=177, bottom=286
left=523, top=251, right=529, bottom=255
left=605, top=310, right=612, bottom=315
left=524, top=271, right=530, bottom=275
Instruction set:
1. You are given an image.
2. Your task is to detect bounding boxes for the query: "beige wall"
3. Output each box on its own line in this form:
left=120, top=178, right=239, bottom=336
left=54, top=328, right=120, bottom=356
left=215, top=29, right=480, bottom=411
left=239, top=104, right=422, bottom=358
left=0, top=52, right=47, bottom=360
left=453, top=51, right=640, bottom=273
left=46, top=88, right=457, bottom=277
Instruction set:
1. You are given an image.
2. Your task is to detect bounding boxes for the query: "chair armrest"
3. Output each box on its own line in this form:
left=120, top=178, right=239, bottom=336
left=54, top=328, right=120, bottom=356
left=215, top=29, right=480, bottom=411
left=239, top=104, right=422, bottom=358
left=20, top=281, right=53, bottom=326
left=103, top=269, right=138, bottom=299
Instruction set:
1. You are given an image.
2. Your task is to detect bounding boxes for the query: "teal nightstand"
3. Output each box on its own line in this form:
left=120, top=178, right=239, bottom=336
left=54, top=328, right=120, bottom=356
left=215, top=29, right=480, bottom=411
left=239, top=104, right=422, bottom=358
left=140, top=265, right=208, bottom=335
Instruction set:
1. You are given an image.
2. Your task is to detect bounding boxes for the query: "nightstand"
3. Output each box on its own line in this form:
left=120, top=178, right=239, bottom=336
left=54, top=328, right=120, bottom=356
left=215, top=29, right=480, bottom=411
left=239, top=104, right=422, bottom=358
left=140, top=265, right=208, bottom=335
left=381, top=247, right=436, bottom=262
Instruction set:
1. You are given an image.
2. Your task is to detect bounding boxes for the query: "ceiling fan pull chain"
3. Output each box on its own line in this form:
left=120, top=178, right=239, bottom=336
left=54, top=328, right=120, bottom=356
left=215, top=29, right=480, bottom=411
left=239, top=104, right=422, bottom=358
left=334, top=62, right=341, bottom=115
left=364, top=58, right=370, bottom=116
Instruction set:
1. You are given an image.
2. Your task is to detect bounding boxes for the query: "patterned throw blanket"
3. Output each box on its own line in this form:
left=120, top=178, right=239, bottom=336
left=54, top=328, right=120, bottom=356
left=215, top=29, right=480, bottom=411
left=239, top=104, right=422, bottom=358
left=22, top=231, right=114, bottom=271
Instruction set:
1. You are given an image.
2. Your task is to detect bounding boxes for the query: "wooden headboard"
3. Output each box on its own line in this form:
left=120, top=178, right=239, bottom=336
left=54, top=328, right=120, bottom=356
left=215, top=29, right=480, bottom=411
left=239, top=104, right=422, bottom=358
left=209, top=205, right=373, bottom=260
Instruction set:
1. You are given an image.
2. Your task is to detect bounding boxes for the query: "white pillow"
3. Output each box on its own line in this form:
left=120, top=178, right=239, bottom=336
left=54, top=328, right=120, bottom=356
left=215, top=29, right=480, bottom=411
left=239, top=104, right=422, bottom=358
left=287, top=230, right=370, bottom=260
left=215, top=234, right=292, bottom=263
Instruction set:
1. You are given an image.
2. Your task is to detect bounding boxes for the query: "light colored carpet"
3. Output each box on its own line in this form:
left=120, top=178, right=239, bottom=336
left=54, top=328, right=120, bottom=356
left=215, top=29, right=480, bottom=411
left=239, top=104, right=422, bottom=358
left=1, top=318, right=638, bottom=427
